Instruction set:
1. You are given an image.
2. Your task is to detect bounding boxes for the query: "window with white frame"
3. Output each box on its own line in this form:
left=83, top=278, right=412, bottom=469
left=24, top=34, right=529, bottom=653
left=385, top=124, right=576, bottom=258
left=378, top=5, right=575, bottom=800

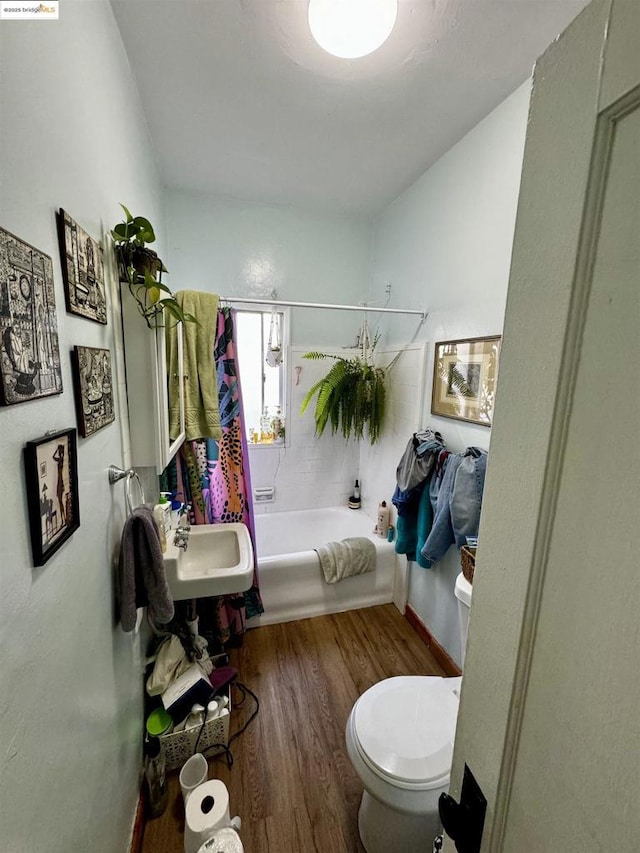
left=235, top=307, right=287, bottom=445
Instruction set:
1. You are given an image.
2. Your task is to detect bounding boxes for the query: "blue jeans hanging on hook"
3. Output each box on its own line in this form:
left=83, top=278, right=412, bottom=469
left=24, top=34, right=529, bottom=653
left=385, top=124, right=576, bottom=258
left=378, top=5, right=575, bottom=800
left=420, top=447, right=487, bottom=565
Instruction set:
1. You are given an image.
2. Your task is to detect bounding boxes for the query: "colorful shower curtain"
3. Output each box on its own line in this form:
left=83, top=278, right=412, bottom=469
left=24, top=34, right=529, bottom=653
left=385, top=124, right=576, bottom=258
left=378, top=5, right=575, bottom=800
left=163, top=307, right=263, bottom=646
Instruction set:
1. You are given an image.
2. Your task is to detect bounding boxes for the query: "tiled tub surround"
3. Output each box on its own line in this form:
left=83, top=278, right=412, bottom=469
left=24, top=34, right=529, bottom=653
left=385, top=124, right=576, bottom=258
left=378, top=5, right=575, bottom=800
left=247, top=345, right=362, bottom=513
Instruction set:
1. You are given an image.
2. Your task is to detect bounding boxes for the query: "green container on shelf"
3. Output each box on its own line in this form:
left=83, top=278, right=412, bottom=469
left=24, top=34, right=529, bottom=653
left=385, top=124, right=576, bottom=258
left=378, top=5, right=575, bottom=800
left=146, top=707, right=173, bottom=737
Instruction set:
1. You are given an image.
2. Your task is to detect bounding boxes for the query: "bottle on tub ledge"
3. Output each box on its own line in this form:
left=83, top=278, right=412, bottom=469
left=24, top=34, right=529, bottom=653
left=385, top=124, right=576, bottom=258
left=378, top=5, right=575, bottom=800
left=260, top=407, right=273, bottom=443
left=348, top=480, right=361, bottom=510
left=375, top=500, right=390, bottom=538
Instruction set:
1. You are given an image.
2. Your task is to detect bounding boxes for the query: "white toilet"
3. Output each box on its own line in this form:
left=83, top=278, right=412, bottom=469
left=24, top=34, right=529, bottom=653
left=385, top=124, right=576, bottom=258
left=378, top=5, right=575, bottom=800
left=454, top=571, right=473, bottom=667
left=345, top=573, right=473, bottom=853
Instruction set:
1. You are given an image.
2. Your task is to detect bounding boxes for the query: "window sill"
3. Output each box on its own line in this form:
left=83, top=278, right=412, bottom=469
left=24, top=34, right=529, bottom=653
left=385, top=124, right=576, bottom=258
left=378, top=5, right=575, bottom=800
left=247, top=441, right=286, bottom=450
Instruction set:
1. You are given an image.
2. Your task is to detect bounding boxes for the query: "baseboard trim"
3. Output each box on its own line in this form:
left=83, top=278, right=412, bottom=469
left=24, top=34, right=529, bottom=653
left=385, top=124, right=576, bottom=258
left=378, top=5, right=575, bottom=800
left=405, top=604, right=461, bottom=677
left=129, top=790, right=145, bottom=853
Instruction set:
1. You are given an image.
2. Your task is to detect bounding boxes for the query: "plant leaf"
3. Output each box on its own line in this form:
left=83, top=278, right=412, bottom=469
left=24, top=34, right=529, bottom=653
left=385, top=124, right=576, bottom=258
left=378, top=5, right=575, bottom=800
left=132, top=216, right=155, bottom=243
left=300, top=377, right=326, bottom=415
left=369, top=370, right=386, bottom=444
left=314, top=360, right=351, bottom=436
left=111, top=223, right=130, bottom=241
left=159, top=300, right=185, bottom=322
left=302, top=351, right=339, bottom=361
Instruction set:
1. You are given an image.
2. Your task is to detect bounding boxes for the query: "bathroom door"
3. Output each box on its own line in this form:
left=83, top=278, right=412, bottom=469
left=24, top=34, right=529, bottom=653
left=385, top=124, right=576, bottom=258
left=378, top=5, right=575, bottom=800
left=444, top=1, right=640, bottom=851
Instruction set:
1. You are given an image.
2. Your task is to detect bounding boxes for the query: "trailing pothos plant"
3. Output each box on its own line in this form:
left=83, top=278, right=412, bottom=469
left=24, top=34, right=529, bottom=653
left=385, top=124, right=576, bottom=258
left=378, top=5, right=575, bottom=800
left=300, top=325, right=386, bottom=444
left=110, top=204, right=195, bottom=328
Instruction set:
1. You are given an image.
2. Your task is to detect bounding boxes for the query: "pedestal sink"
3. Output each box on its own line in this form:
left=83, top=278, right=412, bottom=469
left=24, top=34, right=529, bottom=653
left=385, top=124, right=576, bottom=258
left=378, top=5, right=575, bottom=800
left=163, top=523, right=254, bottom=601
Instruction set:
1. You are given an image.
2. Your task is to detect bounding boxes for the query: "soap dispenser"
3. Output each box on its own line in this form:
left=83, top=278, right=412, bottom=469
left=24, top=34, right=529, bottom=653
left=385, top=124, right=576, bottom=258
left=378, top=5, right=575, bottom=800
left=158, top=492, right=172, bottom=533
left=153, top=493, right=171, bottom=552
left=153, top=503, right=167, bottom=552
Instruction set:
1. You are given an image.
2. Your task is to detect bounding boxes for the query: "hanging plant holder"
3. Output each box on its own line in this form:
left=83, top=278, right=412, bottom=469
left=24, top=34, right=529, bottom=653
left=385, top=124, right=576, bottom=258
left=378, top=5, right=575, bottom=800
left=265, top=307, right=282, bottom=367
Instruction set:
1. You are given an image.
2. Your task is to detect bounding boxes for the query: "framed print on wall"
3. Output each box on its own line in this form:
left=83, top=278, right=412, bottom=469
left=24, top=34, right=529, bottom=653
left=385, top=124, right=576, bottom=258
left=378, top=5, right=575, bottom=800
left=56, top=209, right=107, bottom=324
left=431, top=336, right=501, bottom=427
left=71, top=345, right=115, bottom=437
left=24, top=428, right=80, bottom=566
left=0, top=227, right=63, bottom=405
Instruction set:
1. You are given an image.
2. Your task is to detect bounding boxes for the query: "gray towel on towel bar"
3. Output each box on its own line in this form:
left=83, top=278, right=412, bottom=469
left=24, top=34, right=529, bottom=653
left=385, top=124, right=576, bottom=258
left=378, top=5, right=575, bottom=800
left=118, top=506, right=174, bottom=632
left=315, top=537, right=376, bottom=585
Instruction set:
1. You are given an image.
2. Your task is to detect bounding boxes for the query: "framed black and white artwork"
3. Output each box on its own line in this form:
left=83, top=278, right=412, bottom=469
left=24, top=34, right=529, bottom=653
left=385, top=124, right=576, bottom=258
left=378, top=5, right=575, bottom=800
left=56, top=209, right=107, bottom=324
left=24, top=428, right=80, bottom=566
left=0, top=227, right=63, bottom=406
left=71, top=345, right=115, bottom=437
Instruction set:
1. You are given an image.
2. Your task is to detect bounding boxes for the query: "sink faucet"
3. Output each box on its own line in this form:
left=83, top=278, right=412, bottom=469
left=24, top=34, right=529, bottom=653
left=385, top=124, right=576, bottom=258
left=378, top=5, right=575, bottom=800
left=174, top=526, right=190, bottom=550
left=173, top=503, right=191, bottom=549
left=177, top=502, right=191, bottom=530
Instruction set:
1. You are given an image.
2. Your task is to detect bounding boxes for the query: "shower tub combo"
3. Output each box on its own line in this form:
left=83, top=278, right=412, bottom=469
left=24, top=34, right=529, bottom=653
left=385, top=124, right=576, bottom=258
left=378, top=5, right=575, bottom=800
left=250, top=506, right=403, bottom=627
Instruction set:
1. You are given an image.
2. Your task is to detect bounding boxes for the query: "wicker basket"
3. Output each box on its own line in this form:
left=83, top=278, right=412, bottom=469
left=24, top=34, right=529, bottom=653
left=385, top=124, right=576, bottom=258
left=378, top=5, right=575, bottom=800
left=460, top=546, right=476, bottom=585
left=159, top=693, right=231, bottom=771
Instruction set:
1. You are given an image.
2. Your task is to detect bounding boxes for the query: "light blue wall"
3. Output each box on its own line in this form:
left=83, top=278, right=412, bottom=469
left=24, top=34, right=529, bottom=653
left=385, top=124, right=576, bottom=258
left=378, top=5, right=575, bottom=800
left=0, top=4, right=163, bottom=850
left=164, top=190, right=374, bottom=347
left=363, top=82, right=532, bottom=666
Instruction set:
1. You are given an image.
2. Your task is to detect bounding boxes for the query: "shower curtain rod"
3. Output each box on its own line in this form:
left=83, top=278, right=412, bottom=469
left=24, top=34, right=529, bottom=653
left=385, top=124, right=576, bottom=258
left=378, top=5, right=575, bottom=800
left=221, top=295, right=428, bottom=322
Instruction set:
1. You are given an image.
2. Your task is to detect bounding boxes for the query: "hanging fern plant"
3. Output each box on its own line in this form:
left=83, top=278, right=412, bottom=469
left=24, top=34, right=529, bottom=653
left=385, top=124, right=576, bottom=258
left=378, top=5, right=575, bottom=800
left=300, top=324, right=386, bottom=444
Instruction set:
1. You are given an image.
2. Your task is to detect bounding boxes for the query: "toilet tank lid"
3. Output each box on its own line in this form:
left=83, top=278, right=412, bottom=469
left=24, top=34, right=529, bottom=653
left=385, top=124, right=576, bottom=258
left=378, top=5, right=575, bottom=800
left=353, top=676, right=460, bottom=787
left=455, top=572, right=473, bottom=607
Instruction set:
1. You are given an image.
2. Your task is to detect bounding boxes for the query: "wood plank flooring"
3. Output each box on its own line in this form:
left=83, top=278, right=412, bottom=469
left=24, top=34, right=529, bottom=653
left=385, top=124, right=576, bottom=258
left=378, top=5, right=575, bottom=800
left=140, top=605, right=445, bottom=853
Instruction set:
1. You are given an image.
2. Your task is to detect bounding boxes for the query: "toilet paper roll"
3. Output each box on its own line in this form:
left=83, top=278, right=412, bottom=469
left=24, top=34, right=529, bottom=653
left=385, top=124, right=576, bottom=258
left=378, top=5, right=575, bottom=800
left=184, top=780, right=231, bottom=853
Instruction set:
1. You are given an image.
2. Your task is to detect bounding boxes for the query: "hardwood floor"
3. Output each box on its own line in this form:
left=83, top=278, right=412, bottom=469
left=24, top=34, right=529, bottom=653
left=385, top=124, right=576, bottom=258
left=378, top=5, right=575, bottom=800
left=140, top=605, right=446, bottom=853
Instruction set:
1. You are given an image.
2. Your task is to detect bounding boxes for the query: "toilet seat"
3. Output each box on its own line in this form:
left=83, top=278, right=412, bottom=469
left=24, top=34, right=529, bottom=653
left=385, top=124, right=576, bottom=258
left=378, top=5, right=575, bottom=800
left=348, top=676, right=461, bottom=797
left=346, top=676, right=462, bottom=850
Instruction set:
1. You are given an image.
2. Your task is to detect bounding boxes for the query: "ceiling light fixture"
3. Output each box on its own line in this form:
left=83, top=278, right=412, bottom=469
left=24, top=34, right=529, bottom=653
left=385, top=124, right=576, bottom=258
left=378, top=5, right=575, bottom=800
left=308, top=0, right=398, bottom=59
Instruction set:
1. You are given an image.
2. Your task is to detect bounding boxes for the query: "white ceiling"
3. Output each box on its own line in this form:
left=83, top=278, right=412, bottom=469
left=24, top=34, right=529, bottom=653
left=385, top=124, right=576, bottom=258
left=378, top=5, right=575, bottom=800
left=111, top=0, right=589, bottom=214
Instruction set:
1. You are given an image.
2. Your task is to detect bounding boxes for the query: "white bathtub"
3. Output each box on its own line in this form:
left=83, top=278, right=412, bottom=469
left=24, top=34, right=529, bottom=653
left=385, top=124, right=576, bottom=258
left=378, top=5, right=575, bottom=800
left=249, top=506, right=404, bottom=627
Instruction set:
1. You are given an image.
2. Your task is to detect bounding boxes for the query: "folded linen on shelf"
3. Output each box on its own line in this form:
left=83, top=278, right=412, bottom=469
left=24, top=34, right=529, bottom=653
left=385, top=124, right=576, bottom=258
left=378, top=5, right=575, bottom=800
left=315, top=537, right=376, bottom=584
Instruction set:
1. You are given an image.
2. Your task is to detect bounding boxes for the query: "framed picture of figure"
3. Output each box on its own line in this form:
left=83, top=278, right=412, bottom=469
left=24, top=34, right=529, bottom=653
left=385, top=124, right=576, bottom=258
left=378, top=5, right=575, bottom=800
left=0, top=227, right=63, bottom=405
left=56, top=209, right=107, bottom=324
left=71, top=345, right=115, bottom=437
left=24, top=428, right=80, bottom=566
left=431, top=336, right=502, bottom=426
